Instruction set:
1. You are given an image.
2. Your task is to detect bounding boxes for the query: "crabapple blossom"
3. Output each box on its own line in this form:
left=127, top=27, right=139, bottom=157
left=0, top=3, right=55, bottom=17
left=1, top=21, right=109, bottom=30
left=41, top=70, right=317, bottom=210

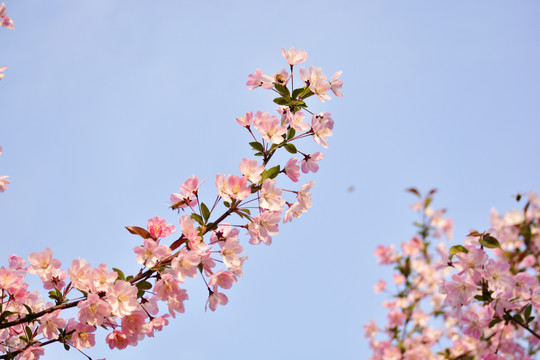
left=281, top=46, right=308, bottom=66
left=300, top=152, right=324, bottom=174
left=246, top=68, right=273, bottom=90
left=311, top=112, right=334, bottom=148
left=77, top=293, right=112, bottom=326
left=0, top=4, right=14, bottom=29
left=283, top=158, right=300, bottom=182
left=239, top=158, right=264, bottom=183
left=206, top=286, right=228, bottom=312
left=259, top=178, right=285, bottom=211
left=235, top=111, right=252, bottom=127
left=0, top=66, right=6, bottom=81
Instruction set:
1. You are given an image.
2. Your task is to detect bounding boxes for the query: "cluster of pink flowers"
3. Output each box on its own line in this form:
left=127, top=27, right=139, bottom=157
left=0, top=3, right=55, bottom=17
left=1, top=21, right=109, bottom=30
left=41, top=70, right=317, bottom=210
left=366, top=189, right=540, bottom=360
left=0, top=46, right=342, bottom=359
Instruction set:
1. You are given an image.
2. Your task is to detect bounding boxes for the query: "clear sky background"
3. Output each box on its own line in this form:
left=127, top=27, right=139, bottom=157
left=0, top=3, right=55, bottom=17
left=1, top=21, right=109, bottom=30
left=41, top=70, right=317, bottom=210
left=1, top=1, right=539, bottom=359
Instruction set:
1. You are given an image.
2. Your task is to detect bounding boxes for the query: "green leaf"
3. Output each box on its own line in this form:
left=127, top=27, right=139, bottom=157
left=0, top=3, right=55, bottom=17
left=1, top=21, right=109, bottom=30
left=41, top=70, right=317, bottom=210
left=240, top=208, right=251, bottom=215
left=64, top=343, right=71, bottom=351
left=191, top=213, right=204, bottom=225
left=299, top=88, right=314, bottom=99
left=489, top=318, right=503, bottom=328
left=513, top=314, right=524, bottom=324
left=223, top=201, right=231, bottom=208
left=284, top=143, right=297, bottom=154
left=525, top=304, right=533, bottom=320
left=292, top=100, right=306, bottom=108
left=479, top=234, right=502, bottom=250
left=287, top=128, right=296, bottom=140
left=249, top=141, right=264, bottom=152
left=273, top=97, right=290, bottom=106
left=23, top=304, right=33, bottom=315
left=254, top=151, right=263, bottom=157
left=291, top=87, right=304, bottom=99
left=25, top=325, right=33, bottom=340
left=448, top=245, right=469, bottom=260
left=474, top=294, right=486, bottom=301
left=201, top=202, right=210, bottom=222
left=265, top=165, right=280, bottom=180
left=125, top=275, right=133, bottom=282
left=113, top=268, right=125, bottom=281
left=136, top=280, right=152, bottom=291
left=274, top=83, right=290, bottom=97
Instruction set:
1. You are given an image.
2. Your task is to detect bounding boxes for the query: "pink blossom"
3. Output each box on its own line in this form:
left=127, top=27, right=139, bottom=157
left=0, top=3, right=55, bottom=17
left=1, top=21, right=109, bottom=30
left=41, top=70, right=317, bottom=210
left=106, top=280, right=139, bottom=317
left=300, top=152, right=324, bottom=174
left=299, top=66, right=331, bottom=102
left=239, top=158, right=264, bottom=183
left=0, top=66, right=6, bottom=81
left=329, top=70, right=343, bottom=97
left=311, top=112, right=334, bottom=148
left=68, top=320, right=96, bottom=350
left=209, top=270, right=237, bottom=290
left=147, top=216, right=176, bottom=239
left=144, top=315, right=170, bottom=337
left=133, top=238, right=171, bottom=269
left=297, top=181, right=314, bottom=210
left=0, top=176, right=9, bottom=192
left=78, top=293, right=113, bottom=326
left=387, top=309, right=406, bottom=328
left=363, top=319, right=378, bottom=338
left=253, top=111, right=287, bottom=144
left=90, top=263, right=118, bottom=293
left=0, top=4, right=15, bottom=29
left=273, top=68, right=290, bottom=85
left=260, top=179, right=285, bottom=211
left=206, top=285, right=228, bottom=312
left=68, top=258, right=92, bottom=292
left=27, top=248, right=61, bottom=279
left=287, top=110, right=310, bottom=132
left=373, top=279, right=386, bottom=294
left=220, top=238, right=245, bottom=269
left=248, top=210, right=281, bottom=245
left=393, top=274, right=406, bottom=285
left=374, top=244, right=397, bottom=265
left=106, top=330, right=130, bottom=350
left=235, top=111, right=253, bottom=127
left=20, top=345, right=44, bottom=360
left=121, top=309, right=148, bottom=344
left=281, top=47, right=308, bottom=66
left=216, top=174, right=251, bottom=203
left=284, top=158, right=300, bottom=182
left=283, top=202, right=303, bottom=223
left=246, top=69, right=273, bottom=90
left=38, top=310, right=66, bottom=340
left=171, top=248, right=200, bottom=282
left=170, top=175, right=202, bottom=210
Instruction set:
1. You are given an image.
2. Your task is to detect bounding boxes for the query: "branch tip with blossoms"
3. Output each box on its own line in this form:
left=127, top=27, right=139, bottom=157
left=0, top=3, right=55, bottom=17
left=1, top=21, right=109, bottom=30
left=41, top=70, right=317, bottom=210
left=0, top=48, right=342, bottom=359
left=366, top=188, right=540, bottom=360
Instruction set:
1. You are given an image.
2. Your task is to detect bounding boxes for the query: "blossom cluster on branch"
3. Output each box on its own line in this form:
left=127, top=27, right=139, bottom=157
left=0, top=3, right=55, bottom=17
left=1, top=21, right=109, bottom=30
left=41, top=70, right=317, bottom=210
left=0, top=35, right=342, bottom=360
left=366, top=189, right=540, bottom=360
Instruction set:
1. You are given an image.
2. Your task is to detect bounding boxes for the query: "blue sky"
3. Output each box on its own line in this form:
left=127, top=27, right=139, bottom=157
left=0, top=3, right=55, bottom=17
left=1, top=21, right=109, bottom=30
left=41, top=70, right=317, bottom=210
left=1, top=1, right=539, bottom=359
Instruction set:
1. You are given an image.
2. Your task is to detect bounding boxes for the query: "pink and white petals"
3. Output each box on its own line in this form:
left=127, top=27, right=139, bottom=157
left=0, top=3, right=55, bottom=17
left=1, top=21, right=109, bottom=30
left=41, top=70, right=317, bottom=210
left=0, top=4, right=15, bottom=29
left=281, top=47, right=308, bottom=66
